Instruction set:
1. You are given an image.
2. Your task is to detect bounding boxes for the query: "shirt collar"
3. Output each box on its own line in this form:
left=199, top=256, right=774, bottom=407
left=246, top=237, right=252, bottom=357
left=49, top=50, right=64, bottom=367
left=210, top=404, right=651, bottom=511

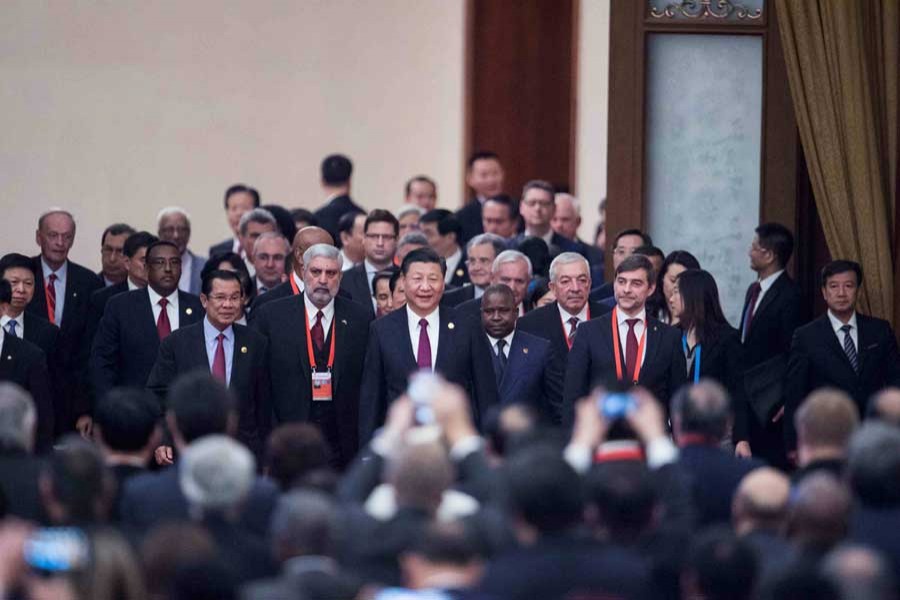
left=558, top=301, right=588, bottom=324
left=407, top=304, right=440, bottom=330
left=827, top=310, right=857, bottom=334
left=525, top=228, right=554, bottom=246
left=616, top=307, right=646, bottom=325
left=758, top=269, right=784, bottom=293
left=147, top=286, right=178, bottom=306
left=291, top=271, right=305, bottom=292
left=203, top=315, right=233, bottom=340
left=41, top=257, right=67, bottom=282
left=304, top=293, right=335, bottom=323
left=364, top=259, right=385, bottom=274
left=486, top=330, right=515, bottom=349
left=0, top=314, right=23, bottom=328
left=127, top=278, right=141, bottom=291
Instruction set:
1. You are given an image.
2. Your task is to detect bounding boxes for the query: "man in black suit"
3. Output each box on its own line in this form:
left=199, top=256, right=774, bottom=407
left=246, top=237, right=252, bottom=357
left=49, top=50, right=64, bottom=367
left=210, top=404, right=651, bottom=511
left=441, top=233, right=506, bottom=307
left=564, top=254, right=687, bottom=419
left=420, top=209, right=468, bottom=288
left=253, top=243, right=373, bottom=467
left=512, top=180, right=580, bottom=260
left=359, top=248, right=498, bottom=443
left=90, top=240, right=204, bottom=408
left=0, top=253, right=60, bottom=370
left=784, top=260, right=900, bottom=452
left=249, top=231, right=289, bottom=297
left=97, top=223, right=134, bottom=287
left=455, top=151, right=505, bottom=244
left=26, top=209, right=104, bottom=436
left=481, top=284, right=563, bottom=423
left=481, top=194, right=519, bottom=241
left=456, top=249, right=533, bottom=319
left=589, top=228, right=652, bottom=302
left=209, top=183, right=261, bottom=258
left=339, top=209, right=399, bottom=317
left=553, top=193, right=605, bottom=273
left=735, top=222, right=803, bottom=468
left=313, top=154, right=365, bottom=244
left=148, top=270, right=270, bottom=461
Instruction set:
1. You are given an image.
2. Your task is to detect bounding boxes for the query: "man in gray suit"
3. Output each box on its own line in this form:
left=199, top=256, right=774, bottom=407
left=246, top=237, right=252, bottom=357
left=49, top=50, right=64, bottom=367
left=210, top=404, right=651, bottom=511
left=157, top=207, right=207, bottom=295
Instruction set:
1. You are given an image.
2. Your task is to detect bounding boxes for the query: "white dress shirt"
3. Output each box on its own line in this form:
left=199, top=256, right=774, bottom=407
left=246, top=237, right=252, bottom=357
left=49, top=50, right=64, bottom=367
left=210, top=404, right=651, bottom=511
left=0, top=314, right=24, bottom=338
left=203, top=317, right=234, bottom=385
left=444, top=248, right=463, bottom=284
left=525, top=228, right=554, bottom=247
left=339, top=249, right=355, bottom=272
left=828, top=310, right=858, bottom=351
left=407, top=305, right=440, bottom=369
left=558, top=302, right=589, bottom=335
left=616, top=307, right=647, bottom=368
left=292, top=271, right=305, bottom=293
left=147, top=286, right=181, bottom=331
left=473, top=285, right=485, bottom=300
left=486, top=331, right=515, bottom=358
left=364, top=260, right=385, bottom=310
left=127, top=278, right=141, bottom=291
left=752, top=269, right=785, bottom=313
left=305, top=295, right=335, bottom=337
left=41, top=258, right=67, bottom=325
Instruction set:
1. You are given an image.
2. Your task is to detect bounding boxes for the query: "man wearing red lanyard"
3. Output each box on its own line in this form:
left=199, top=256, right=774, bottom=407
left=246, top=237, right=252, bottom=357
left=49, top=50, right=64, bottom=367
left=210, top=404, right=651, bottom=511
left=252, top=243, right=373, bottom=469
left=563, top=254, right=686, bottom=424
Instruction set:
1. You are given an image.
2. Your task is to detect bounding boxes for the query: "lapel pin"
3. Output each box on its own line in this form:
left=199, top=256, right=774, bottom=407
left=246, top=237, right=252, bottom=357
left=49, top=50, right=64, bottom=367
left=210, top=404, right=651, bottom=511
left=523, top=347, right=529, bottom=354
left=448, top=322, right=455, bottom=330
left=6, top=356, right=11, bottom=360
left=341, top=319, right=347, bottom=325
left=455, top=268, right=464, bottom=277
left=241, top=346, right=248, bottom=354
left=73, top=292, right=77, bottom=298
left=186, top=308, right=193, bottom=315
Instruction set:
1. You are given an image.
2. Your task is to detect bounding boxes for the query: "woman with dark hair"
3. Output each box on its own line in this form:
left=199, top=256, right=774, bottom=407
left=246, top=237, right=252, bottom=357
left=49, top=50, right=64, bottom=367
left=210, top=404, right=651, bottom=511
left=669, top=269, right=752, bottom=457
left=655, top=250, right=700, bottom=324
left=527, top=277, right=556, bottom=308
left=203, top=251, right=256, bottom=323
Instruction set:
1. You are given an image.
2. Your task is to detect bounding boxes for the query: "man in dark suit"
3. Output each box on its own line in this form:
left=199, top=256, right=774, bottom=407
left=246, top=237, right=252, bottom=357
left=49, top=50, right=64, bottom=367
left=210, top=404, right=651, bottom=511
left=249, top=231, right=289, bottom=298
left=97, top=223, right=134, bottom=287
left=157, top=207, right=207, bottom=295
left=588, top=228, right=652, bottom=302
left=253, top=243, right=373, bottom=467
left=784, top=260, right=900, bottom=451
left=441, top=233, right=506, bottom=307
left=420, top=209, right=469, bottom=288
left=456, top=249, right=533, bottom=319
left=512, top=180, right=580, bottom=260
left=735, top=222, right=803, bottom=468
left=237, top=208, right=279, bottom=277
left=564, top=254, right=687, bottom=419
left=553, top=192, right=605, bottom=272
left=148, top=270, right=270, bottom=461
left=313, top=154, right=365, bottom=244
left=26, top=209, right=104, bottom=436
left=359, top=248, right=498, bottom=443
left=0, top=253, right=60, bottom=370
left=481, top=284, right=563, bottom=423
left=0, top=281, right=55, bottom=452
left=339, top=209, right=399, bottom=317
left=209, top=184, right=261, bottom=259
left=90, top=240, right=204, bottom=408
left=455, top=151, right=505, bottom=244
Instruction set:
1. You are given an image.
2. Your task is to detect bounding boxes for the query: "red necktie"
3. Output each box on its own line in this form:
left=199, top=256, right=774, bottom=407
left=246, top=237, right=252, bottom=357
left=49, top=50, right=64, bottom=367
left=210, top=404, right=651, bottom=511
left=311, top=310, right=325, bottom=354
left=625, top=318, right=640, bottom=380
left=417, top=318, right=432, bottom=369
left=211, top=333, right=226, bottom=381
left=742, top=281, right=762, bottom=340
left=45, top=273, right=57, bottom=324
left=157, top=298, right=172, bottom=340
left=567, top=317, right=579, bottom=349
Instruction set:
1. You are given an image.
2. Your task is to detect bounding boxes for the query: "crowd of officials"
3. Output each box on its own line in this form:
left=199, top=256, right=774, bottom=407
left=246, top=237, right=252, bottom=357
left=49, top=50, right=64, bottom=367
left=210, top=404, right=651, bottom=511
left=0, top=152, right=900, bottom=599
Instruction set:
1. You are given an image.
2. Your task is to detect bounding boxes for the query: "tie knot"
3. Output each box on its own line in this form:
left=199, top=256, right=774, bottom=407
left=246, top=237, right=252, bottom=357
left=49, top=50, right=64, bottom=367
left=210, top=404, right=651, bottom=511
left=158, top=298, right=169, bottom=308
left=841, top=324, right=852, bottom=333
left=497, top=339, right=506, bottom=350
left=568, top=317, right=579, bottom=327
left=750, top=281, right=762, bottom=294
left=217, top=333, right=225, bottom=343
left=48, top=273, right=57, bottom=283
left=626, top=318, right=640, bottom=329
left=316, top=310, right=324, bottom=321
left=419, top=318, right=428, bottom=328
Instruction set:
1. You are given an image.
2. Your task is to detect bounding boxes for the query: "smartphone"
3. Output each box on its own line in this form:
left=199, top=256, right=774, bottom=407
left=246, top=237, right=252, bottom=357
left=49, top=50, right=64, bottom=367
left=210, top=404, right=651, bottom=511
left=24, top=528, right=89, bottom=576
left=407, top=370, right=441, bottom=425
left=597, top=391, right=636, bottom=420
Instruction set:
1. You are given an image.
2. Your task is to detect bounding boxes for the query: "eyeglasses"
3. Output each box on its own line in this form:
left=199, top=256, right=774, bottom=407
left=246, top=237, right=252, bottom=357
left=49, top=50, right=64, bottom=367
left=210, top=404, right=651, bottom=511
left=207, top=293, right=242, bottom=304
left=147, top=258, right=182, bottom=269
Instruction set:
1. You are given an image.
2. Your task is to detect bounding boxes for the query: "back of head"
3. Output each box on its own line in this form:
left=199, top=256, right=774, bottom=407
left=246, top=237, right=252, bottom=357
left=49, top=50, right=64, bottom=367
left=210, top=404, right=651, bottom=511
left=867, top=387, right=900, bottom=427
left=265, top=423, right=330, bottom=490
left=758, top=562, right=840, bottom=600
left=823, top=544, right=895, bottom=600
left=94, top=387, right=158, bottom=453
left=270, top=489, right=336, bottom=561
left=141, top=522, right=217, bottom=598
left=847, top=422, right=900, bottom=508
left=0, top=382, right=35, bottom=453
left=672, top=380, right=732, bottom=443
left=685, top=527, right=757, bottom=600
left=44, top=435, right=113, bottom=525
left=80, top=527, right=147, bottom=600
left=505, top=445, right=583, bottom=535
left=167, top=372, right=235, bottom=444
left=732, top=468, right=790, bottom=535
left=179, top=435, right=255, bottom=517
left=787, top=472, right=851, bottom=554
left=321, top=153, right=353, bottom=186
left=387, top=442, right=454, bottom=514
left=408, top=521, right=482, bottom=566
left=585, top=461, right=657, bottom=544
left=796, top=388, right=859, bottom=453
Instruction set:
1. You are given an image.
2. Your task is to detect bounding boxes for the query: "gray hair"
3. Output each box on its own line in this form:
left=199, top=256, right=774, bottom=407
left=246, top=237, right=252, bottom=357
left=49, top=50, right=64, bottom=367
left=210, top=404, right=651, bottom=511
left=252, top=231, right=289, bottom=254
left=37, top=208, right=76, bottom=231
left=398, top=231, right=429, bottom=250
left=823, top=544, right=896, bottom=600
left=270, top=490, right=337, bottom=557
left=466, top=233, right=507, bottom=257
left=555, top=193, right=581, bottom=216
left=303, top=243, right=343, bottom=270
left=549, top=252, right=590, bottom=282
left=156, top=206, right=191, bottom=226
left=0, top=383, right=35, bottom=452
left=672, top=379, right=732, bottom=441
left=492, top=249, right=533, bottom=278
left=847, top=422, right=900, bottom=508
left=238, top=208, right=277, bottom=236
left=179, top=435, right=255, bottom=514
left=397, top=205, right=426, bottom=220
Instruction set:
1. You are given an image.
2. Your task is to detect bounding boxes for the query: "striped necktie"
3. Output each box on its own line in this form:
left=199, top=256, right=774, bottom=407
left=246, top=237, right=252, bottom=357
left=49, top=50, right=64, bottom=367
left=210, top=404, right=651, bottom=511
left=841, top=324, right=859, bottom=374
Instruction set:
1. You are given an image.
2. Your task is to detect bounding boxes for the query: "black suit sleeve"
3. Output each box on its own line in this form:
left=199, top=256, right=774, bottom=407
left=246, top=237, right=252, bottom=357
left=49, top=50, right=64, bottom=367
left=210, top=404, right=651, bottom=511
left=782, top=329, right=809, bottom=451
left=358, top=323, right=387, bottom=444
left=145, top=335, right=178, bottom=413
left=563, top=331, right=593, bottom=428
left=879, top=322, right=900, bottom=388
left=337, top=450, right=386, bottom=504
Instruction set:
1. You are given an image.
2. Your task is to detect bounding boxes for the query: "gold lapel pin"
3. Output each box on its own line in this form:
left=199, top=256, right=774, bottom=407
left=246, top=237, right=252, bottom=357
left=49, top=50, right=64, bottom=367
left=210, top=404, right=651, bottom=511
left=448, top=322, right=455, bottom=330
left=6, top=356, right=11, bottom=360
left=73, top=292, right=77, bottom=298
left=241, top=346, right=248, bottom=354
left=341, top=319, right=347, bottom=325
left=186, top=308, right=193, bottom=315
left=523, top=348, right=529, bottom=354
left=456, top=268, right=464, bottom=277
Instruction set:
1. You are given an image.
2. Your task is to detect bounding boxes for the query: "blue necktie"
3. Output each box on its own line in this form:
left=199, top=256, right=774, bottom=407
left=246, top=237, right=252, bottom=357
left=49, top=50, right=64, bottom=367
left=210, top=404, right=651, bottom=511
left=6, top=321, right=17, bottom=337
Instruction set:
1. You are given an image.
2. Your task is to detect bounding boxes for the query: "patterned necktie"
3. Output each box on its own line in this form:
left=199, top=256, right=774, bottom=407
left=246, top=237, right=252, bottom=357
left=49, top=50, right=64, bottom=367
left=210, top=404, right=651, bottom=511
left=311, top=311, right=325, bottom=355
left=157, top=298, right=172, bottom=340
left=742, top=281, right=762, bottom=341
left=6, top=321, right=17, bottom=338
left=567, top=317, right=579, bottom=348
left=625, top=318, right=640, bottom=381
left=417, top=318, right=432, bottom=369
left=211, top=333, right=226, bottom=381
left=841, top=324, right=859, bottom=373
left=46, top=273, right=58, bottom=324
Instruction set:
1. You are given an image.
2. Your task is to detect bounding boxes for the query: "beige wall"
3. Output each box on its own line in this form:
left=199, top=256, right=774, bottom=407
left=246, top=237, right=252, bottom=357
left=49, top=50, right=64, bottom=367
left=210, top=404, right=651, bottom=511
left=0, top=1, right=465, bottom=269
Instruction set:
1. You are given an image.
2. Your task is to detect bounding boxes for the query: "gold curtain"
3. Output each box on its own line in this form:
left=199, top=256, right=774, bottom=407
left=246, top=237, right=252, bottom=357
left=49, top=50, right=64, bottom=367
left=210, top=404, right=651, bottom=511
left=776, top=0, right=898, bottom=322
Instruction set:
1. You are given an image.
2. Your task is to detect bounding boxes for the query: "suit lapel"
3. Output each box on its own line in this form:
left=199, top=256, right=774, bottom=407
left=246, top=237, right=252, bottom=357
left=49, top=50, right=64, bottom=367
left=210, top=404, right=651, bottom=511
left=61, top=266, right=78, bottom=325
left=231, top=326, right=252, bottom=389
left=639, top=319, right=663, bottom=383
left=138, top=290, right=160, bottom=341
left=854, top=314, right=874, bottom=374
left=0, top=336, right=12, bottom=379
left=331, top=306, right=347, bottom=391
left=753, top=274, right=785, bottom=323
left=292, top=300, right=312, bottom=386
left=501, top=333, right=528, bottom=396
left=434, top=308, right=455, bottom=372
left=819, top=316, right=860, bottom=379
left=176, top=292, right=199, bottom=326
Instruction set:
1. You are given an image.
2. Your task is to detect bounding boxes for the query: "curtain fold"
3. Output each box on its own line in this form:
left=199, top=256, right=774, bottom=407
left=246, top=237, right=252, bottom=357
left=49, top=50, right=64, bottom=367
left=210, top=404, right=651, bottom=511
left=775, top=0, right=898, bottom=323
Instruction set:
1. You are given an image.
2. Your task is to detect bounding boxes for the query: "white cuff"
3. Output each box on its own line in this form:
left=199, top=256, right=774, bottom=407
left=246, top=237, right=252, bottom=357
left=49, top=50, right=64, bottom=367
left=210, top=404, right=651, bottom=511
left=449, top=435, right=483, bottom=461
left=645, top=436, right=678, bottom=469
left=564, top=443, right=593, bottom=475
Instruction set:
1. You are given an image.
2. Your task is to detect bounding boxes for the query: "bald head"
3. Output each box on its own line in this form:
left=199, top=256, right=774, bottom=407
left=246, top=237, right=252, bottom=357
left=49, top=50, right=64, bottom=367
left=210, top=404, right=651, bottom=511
left=291, top=226, right=335, bottom=276
left=787, top=473, right=851, bottom=553
left=732, top=468, right=790, bottom=535
left=868, top=387, right=900, bottom=427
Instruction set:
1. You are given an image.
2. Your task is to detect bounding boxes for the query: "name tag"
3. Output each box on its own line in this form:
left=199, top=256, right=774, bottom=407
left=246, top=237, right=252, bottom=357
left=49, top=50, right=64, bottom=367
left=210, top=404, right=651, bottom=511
left=312, top=371, right=333, bottom=401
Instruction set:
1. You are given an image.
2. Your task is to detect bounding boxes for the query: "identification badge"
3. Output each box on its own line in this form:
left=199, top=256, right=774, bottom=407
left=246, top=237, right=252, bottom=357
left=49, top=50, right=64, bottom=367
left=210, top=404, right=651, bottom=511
left=312, top=371, right=333, bottom=401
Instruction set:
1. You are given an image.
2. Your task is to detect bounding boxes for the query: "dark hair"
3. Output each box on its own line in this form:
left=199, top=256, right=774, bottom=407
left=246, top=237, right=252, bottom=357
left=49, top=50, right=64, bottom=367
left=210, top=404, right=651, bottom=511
left=484, top=194, right=517, bottom=221
left=389, top=269, right=404, bottom=294
left=290, top=208, right=318, bottom=227
left=656, top=250, right=701, bottom=322
left=585, top=462, right=658, bottom=543
left=515, top=236, right=551, bottom=278
left=687, top=528, right=758, bottom=600
left=123, top=232, right=159, bottom=259
left=633, top=245, right=665, bottom=261
left=615, top=254, right=655, bottom=283
left=674, top=269, right=731, bottom=344
left=0, top=280, right=11, bottom=304
left=847, top=423, right=900, bottom=508
left=100, top=223, right=135, bottom=246
left=224, top=184, right=260, bottom=209
left=145, top=240, right=179, bottom=259
left=400, top=247, right=446, bottom=276
left=94, top=388, right=158, bottom=452
left=613, top=228, right=653, bottom=249
left=47, top=436, right=110, bottom=524
left=672, top=380, right=732, bottom=441
left=409, top=522, right=482, bottom=565
left=261, top=204, right=297, bottom=248
left=321, top=154, right=353, bottom=185
left=421, top=209, right=462, bottom=239
left=201, top=269, right=243, bottom=297
left=203, top=252, right=255, bottom=301
left=466, top=150, right=500, bottom=170
left=521, top=179, right=555, bottom=199
left=505, top=446, right=583, bottom=534
left=482, top=283, right=515, bottom=305
left=527, top=277, right=553, bottom=307
left=167, top=372, right=235, bottom=444
left=364, top=209, right=400, bottom=236
left=820, top=259, right=863, bottom=288
left=405, top=175, right=437, bottom=197
left=337, top=210, right=365, bottom=237
left=0, top=253, right=36, bottom=279
left=265, top=424, right=330, bottom=490
left=755, top=222, right=794, bottom=268
left=371, top=270, right=394, bottom=296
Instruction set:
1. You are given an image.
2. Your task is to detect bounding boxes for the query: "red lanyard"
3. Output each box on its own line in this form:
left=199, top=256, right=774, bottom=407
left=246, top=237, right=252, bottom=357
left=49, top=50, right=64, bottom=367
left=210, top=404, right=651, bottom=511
left=289, top=275, right=301, bottom=295
left=304, top=306, right=336, bottom=371
left=611, top=307, right=646, bottom=384
left=561, top=306, right=591, bottom=350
